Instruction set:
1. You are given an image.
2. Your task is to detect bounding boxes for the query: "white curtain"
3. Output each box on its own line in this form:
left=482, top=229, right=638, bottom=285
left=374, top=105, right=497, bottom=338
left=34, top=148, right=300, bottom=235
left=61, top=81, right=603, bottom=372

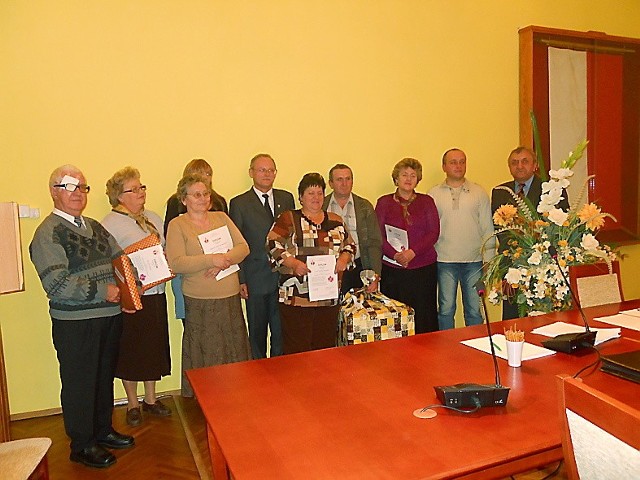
left=548, top=47, right=589, bottom=207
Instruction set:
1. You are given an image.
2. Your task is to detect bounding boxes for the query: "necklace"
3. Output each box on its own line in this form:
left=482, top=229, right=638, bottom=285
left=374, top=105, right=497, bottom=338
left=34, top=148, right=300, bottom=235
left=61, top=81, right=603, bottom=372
left=301, top=210, right=325, bottom=228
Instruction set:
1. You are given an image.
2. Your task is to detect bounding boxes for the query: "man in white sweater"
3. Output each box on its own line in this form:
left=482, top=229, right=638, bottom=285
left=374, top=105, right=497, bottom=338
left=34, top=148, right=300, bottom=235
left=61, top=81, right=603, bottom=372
left=429, top=149, right=495, bottom=330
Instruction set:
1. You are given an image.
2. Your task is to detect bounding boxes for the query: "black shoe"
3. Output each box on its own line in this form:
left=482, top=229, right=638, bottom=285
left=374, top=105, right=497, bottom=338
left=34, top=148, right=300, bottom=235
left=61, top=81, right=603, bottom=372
left=97, top=431, right=135, bottom=450
left=70, top=445, right=116, bottom=468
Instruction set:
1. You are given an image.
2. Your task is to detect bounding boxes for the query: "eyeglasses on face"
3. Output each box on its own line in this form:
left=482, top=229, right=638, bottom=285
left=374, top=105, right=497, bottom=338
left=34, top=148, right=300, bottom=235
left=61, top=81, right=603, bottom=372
left=252, top=168, right=276, bottom=174
left=187, top=191, right=211, bottom=199
left=54, top=183, right=91, bottom=193
left=122, top=185, right=147, bottom=194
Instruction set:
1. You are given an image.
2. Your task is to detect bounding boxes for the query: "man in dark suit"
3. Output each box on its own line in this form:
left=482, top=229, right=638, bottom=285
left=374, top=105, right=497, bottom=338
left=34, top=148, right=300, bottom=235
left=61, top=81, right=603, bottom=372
left=323, top=163, right=382, bottom=295
left=229, top=154, right=295, bottom=358
left=491, top=146, right=569, bottom=319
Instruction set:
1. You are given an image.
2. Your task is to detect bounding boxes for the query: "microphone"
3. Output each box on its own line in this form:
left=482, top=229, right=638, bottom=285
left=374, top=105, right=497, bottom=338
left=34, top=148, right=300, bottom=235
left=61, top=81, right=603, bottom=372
left=433, top=280, right=509, bottom=409
left=540, top=245, right=596, bottom=354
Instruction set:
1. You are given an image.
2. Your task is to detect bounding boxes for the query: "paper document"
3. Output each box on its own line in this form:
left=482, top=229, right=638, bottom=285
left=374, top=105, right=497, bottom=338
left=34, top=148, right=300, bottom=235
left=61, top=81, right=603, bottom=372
left=307, top=254, right=339, bottom=302
left=128, top=245, right=173, bottom=288
left=531, top=322, right=621, bottom=345
left=198, top=225, right=239, bottom=281
left=594, top=312, right=640, bottom=332
left=461, top=334, right=556, bottom=361
left=384, top=225, right=408, bottom=266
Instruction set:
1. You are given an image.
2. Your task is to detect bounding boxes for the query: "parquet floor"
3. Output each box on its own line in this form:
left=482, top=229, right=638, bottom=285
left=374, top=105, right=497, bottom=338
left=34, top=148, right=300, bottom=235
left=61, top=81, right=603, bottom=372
left=10, top=396, right=212, bottom=480
left=10, top=394, right=565, bottom=479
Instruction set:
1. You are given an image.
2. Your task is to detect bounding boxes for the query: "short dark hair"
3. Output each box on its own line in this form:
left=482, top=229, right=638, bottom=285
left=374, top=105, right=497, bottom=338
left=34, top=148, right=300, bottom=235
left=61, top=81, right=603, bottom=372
left=297, top=172, right=326, bottom=197
left=508, top=146, right=536, bottom=162
left=328, top=164, right=352, bottom=182
left=442, top=148, right=463, bottom=165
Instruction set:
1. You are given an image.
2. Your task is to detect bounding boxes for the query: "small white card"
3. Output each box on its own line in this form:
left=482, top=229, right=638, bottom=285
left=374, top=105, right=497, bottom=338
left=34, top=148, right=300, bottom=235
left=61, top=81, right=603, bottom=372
left=461, top=334, right=556, bottom=361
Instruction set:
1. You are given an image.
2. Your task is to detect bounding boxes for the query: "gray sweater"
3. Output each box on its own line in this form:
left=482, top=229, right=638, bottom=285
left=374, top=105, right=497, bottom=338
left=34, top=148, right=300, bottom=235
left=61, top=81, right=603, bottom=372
left=29, top=213, right=123, bottom=320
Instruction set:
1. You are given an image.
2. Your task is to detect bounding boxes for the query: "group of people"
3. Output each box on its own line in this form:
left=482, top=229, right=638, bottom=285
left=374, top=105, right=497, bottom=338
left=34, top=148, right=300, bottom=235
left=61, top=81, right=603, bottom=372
left=28, top=145, right=547, bottom=469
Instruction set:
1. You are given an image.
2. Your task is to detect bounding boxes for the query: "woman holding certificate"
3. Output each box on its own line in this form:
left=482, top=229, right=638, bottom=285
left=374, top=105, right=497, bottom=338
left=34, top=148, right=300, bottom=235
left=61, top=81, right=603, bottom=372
left=375, top=158, right=440, bottom=334
left=267, top=172, right=356, bottom=354
left=165, top=174, right=251, bottom=397
left=102, top=167, right=172, bottom=426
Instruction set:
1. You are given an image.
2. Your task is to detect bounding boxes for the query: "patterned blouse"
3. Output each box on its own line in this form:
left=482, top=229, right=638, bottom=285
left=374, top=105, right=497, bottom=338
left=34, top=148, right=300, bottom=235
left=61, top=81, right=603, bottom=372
left=267, top=209, right=357, bottom=307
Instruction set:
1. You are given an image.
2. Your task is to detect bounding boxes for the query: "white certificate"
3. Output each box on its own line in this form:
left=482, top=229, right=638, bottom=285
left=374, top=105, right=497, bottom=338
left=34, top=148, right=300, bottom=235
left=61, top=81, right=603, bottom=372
left=383, top=224, right=408, bottom=266
left=127, top=245, right=173, bottom=287
left=307, top=254, right=339, bottom=302
left=198, top=225, right=239, bottom=281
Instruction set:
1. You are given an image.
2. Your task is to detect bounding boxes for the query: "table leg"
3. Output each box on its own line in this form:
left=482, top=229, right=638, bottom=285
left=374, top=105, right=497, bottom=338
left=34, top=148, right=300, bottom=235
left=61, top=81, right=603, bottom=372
left=207, top=423, right=230, bottom=480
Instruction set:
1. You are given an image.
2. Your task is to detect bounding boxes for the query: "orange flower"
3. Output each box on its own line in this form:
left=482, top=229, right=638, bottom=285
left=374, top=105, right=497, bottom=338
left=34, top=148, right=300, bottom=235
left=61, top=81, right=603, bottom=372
left=493, top=204, right=518, bottom=227
left=578, top=203, right=605, bottom=230
left=535, top=220, right=549, bottom=228
left=558, top=240, right=568, bottom=247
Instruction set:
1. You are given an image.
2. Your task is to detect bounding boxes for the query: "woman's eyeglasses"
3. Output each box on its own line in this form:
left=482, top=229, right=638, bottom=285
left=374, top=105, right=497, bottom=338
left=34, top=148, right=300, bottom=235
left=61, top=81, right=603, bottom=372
left=122, top=185, right=147, bottom=194
left=187, top=191, right=211, bottom=199
left=54, top=183, right=91, bottom=193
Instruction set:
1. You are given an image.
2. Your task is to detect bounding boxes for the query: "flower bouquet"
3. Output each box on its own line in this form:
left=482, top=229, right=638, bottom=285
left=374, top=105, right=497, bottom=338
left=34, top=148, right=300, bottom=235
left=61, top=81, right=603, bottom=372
left=483, top=140, right=618, bottom=316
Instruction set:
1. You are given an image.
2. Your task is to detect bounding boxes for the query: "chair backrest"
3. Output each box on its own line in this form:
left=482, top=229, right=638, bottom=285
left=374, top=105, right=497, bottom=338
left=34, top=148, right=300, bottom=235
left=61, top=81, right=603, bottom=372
left=556, top=374, right=640, bottom=480
left=568, top=260, right=623, bottom=308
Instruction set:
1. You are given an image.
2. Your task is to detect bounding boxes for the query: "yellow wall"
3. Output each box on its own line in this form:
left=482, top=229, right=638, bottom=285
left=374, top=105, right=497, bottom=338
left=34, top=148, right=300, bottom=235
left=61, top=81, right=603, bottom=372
left=1, top=1, right=639, bottom=414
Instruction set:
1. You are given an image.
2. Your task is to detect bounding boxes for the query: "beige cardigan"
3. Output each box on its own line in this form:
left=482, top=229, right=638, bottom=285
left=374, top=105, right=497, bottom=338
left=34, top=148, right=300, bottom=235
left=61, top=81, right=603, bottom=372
left=166, top=212, right=249, bottom=299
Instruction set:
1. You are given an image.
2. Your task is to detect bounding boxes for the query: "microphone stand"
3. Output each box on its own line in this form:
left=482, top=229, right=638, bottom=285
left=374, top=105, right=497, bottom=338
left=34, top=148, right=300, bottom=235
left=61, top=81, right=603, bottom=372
left=432, top=281, right=509, bottom=408
left=541, top=246, right=596, bottom=353
left=477, top=281, right=503, bottom=388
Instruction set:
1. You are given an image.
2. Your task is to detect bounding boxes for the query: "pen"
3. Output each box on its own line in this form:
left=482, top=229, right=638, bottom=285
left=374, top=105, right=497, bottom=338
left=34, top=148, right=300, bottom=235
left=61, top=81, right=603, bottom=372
left=491, top=341, right=502, bottom=352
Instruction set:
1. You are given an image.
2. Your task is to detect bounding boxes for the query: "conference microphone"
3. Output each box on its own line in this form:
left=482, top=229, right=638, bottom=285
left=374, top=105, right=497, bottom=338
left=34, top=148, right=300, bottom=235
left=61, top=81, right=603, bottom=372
left=540, top=245, right=596, bottom=354
left=433, top=280, right=510, bottom=409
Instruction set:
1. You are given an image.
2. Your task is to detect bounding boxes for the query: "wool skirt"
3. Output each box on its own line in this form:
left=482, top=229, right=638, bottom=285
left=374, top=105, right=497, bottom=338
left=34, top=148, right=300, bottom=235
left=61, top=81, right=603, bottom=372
left=181, top=294, right=251, bottom=397
left=115, top=293, right=171, bottom=381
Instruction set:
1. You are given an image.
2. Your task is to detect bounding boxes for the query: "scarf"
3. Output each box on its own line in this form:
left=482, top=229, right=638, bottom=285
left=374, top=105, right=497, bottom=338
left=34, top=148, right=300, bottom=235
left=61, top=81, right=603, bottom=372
left=393, top=190, right=417, bottom=226
left=112, top=204, right=160, bottom=239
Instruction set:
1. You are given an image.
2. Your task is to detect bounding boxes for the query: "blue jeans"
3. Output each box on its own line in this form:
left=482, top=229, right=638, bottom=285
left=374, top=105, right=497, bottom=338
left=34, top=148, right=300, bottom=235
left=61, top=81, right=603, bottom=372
left=437, top=262, right=483, bottom=330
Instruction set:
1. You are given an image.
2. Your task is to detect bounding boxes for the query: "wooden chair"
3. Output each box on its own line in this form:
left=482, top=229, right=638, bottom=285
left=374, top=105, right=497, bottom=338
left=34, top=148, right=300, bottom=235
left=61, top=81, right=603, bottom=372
left=0, top=438, right=51, bottom=480
left=568, top=260, right=623, bottom=308
left=556, top=375, right=640, bottom=479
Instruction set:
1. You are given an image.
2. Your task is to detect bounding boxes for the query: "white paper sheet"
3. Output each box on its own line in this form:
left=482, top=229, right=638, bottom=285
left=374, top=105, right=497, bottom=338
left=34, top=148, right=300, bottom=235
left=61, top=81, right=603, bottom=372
left=461, top=334, right=556, bottom=361
left=594, top=312, right=640, bottom=332
left=127, top=245, right=172, bottom=287
left=197, top=225, right=239, bottom=281
left=531, top=322, right=621, bottom=345
left=383, top=224, right=408, bottom=267
left=307, top=254, right=339, bottom=302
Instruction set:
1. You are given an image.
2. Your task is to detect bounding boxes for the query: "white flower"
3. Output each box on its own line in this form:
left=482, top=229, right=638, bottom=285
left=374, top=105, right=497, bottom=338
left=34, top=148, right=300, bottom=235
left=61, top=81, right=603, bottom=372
left=488, top=289, right=500, bottom=304
left=547, top=208, right=569, bottom=226
left=505, top=268, right=523, bottom=284
left=580, top=233, right=600, bottom=251
left=528, top=310, right=547, bottom=317
left=549, top=168, right=574, bottom=180
left=538, top=190, right=564, bottom=213
left=528, top=250, right=542, bottom=265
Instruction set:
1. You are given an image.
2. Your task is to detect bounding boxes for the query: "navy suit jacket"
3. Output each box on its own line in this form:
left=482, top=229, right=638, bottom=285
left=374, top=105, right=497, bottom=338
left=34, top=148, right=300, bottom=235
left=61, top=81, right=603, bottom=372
left=229, top=188, right=295, bottom=294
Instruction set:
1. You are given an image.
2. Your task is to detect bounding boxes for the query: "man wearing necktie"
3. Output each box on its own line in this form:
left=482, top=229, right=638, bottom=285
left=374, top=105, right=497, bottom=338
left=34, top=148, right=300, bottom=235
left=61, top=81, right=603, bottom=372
left=29, top=165, right=134, bottom=468
left=491, top=147, right=570, bottom=319
left=229, top=154, right=295, bottom=358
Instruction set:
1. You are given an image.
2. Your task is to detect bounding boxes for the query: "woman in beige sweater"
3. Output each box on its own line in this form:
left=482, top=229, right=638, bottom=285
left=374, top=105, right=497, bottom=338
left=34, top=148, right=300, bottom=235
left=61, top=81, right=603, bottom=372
left=166, top=174, right=251, bottom=397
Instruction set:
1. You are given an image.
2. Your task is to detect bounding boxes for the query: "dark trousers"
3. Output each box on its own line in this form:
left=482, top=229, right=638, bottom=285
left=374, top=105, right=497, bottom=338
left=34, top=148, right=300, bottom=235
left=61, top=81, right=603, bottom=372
left=246, top=289, right=283, bottom=358
left=52, top=314, right=123, bottom=452
left=502, top=297, right=520, bottom=320
left=279, top=304, right=340, bottom=354
left=340, top=258, right=364, bottom=296
left=381, top=262, right=438, bottom=334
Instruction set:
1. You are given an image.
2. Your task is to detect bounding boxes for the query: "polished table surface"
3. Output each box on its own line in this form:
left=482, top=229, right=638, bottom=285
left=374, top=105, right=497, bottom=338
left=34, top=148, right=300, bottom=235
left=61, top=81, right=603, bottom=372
left=187, top=301, right=640, bottom=479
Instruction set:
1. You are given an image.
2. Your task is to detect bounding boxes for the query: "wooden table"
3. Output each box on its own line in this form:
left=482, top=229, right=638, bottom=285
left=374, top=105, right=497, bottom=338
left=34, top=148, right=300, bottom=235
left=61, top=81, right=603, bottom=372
left=187, top=301, right=640, bottom=479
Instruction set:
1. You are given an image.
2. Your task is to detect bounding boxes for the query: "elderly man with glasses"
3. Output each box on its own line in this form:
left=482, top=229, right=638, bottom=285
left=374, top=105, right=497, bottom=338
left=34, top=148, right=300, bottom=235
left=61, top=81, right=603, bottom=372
left=29, top=164, right=134, bottom=469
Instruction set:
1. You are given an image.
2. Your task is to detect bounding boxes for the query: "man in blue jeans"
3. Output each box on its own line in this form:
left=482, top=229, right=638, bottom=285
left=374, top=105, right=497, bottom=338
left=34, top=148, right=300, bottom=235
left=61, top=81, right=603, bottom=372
left=428, top=149, right=495, bottom=329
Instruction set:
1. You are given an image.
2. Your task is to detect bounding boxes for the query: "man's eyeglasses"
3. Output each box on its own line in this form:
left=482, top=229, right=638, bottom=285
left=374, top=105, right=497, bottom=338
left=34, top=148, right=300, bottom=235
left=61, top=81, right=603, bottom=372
left=123, top=185, right=147, bottom=194
left=187, top=191, right=211, bottom=199
left=252, top=168, right=276, bottom=174
left=54, top=183, right=91, bottom=193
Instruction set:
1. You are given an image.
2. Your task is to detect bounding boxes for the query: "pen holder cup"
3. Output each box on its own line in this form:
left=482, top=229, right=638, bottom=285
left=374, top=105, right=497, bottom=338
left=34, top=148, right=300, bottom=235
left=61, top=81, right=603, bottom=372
left=506, top=340, right=524, bottom=367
